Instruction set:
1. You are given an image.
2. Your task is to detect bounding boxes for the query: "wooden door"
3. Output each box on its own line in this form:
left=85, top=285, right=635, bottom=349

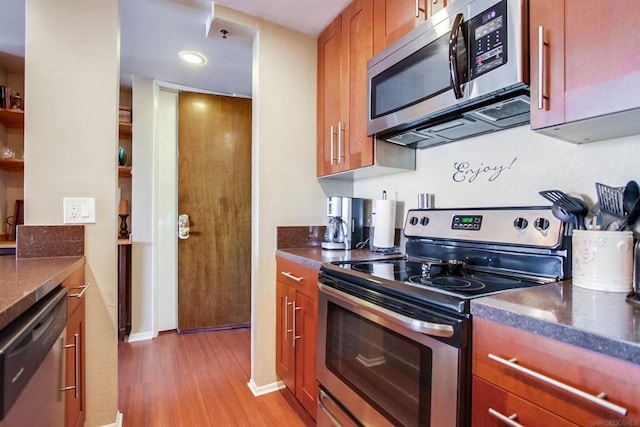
left=177, top=92, right=252, bottom=331
left=317, top=15, right=343, bottom=176
left=342, top=0, right=375, bottom=171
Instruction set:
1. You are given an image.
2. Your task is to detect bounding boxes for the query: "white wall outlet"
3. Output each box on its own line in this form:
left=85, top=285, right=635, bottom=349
left=63, top=198, right=96, bottom=224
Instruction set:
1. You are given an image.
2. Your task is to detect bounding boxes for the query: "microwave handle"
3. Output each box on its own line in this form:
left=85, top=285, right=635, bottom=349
left=448, top=13, right=465, bottom=99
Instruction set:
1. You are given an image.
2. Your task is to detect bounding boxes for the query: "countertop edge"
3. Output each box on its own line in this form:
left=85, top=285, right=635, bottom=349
left=471, top=298, right=640, bottom=366
left=0, top=256, right=86, bottom=330
left=275, top=249, right=322, bottom=269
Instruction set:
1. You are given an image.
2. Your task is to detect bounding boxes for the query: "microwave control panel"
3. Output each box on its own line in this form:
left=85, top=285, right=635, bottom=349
left=469, top=0, right=508, bottom=79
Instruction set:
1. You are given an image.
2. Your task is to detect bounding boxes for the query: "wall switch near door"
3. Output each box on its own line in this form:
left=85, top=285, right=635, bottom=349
left=63, top=197, right=96, bottom=224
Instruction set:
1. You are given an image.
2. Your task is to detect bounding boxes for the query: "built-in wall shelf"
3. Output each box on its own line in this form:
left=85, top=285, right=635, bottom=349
left=118, top=166, right=132, bottom=179
left=0, top=158, right=24, bottom=172
left=0, top=109, right=24, bottom=128
left=119, top=122, right=132, bottom=140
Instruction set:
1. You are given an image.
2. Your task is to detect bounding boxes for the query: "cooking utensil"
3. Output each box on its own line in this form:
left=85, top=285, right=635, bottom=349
left=595, top=182, right=625, bottom=218
left=622, top=180, right=640, bottom=214
left=616, top=196, right=640, bottom=231
left=551, top=203, right=576, bottom=231
left=539, top=190, right=588, bottom=229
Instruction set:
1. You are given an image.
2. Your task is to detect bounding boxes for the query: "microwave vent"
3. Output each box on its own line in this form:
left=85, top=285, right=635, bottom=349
left=474, top=97, right=530, bottom=122
left=387, top=131, right=429, bottom=145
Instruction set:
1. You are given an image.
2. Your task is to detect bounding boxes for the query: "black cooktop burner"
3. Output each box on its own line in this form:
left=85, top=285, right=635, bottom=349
left=408, top=275, right=486, bottom=291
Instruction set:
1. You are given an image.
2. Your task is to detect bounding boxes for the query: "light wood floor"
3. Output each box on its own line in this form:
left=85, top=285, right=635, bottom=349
left=118, top=327, right=314, bottom=426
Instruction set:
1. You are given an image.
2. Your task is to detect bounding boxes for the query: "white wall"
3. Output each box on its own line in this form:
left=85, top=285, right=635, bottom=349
left=155, top=88, right=178, bottom=332
left=354, top=126, right=640, bottom=225
left=129, top=76, right=156, bottom=340
left=208, top=5, right=328, bottom=389
left=24, top=0, right=119, bottom=424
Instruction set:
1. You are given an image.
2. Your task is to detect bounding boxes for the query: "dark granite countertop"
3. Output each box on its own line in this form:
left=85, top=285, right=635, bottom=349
left=471, top=281, right=640, bottom=366
left=0, top=255, right=85, bottom=330
left=276, top=247, right=404, bottom=269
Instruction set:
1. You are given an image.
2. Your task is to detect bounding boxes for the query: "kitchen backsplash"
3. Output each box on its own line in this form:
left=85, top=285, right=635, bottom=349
left=354, top=126, right=640, bottom=227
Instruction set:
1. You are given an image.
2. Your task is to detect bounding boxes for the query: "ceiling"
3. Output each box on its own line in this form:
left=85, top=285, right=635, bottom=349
left=0, top=0, right=350, bottom=97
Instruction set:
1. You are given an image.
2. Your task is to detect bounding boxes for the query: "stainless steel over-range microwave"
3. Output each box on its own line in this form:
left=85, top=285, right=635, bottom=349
left=367, top=0, right=530, bottom=148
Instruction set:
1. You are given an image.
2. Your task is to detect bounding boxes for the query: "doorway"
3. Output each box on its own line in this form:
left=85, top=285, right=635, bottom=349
left=176, top=91, right=252, bottom=331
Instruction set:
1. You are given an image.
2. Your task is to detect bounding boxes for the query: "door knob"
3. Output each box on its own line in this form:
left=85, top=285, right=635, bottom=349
left=178, top=214, right=190, bottom=239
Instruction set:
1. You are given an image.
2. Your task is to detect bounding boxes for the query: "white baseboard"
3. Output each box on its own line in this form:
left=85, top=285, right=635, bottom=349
left=100, top=410, right=123, bottom=427
left=126, top=331, right=154, bottom=342
left=247, top=378, right=286, bottom=397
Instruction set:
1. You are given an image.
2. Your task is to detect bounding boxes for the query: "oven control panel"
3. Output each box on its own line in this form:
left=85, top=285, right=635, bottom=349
left=404, top=207, right=564, bottom=248
left=451, top=214, right=483, bottom=230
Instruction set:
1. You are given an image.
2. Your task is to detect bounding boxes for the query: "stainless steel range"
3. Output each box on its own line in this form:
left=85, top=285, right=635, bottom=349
left=316, top=207, right=571, bottom=427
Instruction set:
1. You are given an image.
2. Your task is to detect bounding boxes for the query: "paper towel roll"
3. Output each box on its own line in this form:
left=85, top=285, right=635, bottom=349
left=373, top=199, right=396, bottom=249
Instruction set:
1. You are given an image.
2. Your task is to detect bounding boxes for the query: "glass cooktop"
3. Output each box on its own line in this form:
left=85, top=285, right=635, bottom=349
left=339, top=259, right=546, bottom=298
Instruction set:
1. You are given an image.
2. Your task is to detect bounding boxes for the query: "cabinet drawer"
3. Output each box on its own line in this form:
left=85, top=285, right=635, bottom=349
left=61, top=267, right=87, bottom=315
left=276, top=256, right=319, bottom=300
left=473, top=317, right=638, bottom=425
left=473, top=376, right=575, bottom=427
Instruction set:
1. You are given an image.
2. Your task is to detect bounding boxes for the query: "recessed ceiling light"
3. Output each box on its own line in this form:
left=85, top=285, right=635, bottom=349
left=179, top=50, right=207, bottom=65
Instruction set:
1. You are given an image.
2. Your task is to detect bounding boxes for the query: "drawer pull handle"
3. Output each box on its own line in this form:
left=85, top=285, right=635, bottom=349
left=69, top=283, right=91, bottom=299
left=488, top=353, right=627, bottom=416
left=281, top=272, right=303, bottom=282
left=488, top=408, right=523, bottom=427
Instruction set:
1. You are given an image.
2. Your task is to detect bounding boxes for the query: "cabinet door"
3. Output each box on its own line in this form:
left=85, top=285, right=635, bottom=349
left=294, top=291, right=318, bottom=420
left=529, top=0, right=565, bottom=130
left=342, top=0, right=375, bottom=171
left=373, top=0, right=426, bottom=54
left=563, top=0, right=640, bottom=123
left=317, top=16, right=343, bottom=176
left=275, top=281, right=295, bottom=392
left=65, top=296, right=85, bottom=427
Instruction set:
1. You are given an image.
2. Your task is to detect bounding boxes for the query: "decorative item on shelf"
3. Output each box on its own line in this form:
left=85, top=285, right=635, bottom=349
left=118, top=146, right=127, bottom=166
left=119, top=199, right=129, bottom=239
left=9, top=92, right=23, bottom=110
left=119, top=107, right=132, bottom=123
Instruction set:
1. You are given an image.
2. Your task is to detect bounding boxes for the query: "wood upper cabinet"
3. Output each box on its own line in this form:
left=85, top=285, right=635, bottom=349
left=372, top=0, right=446, bottom=54
left=62, top=267, right=87, bottom=427
left=473, top=317, right=640, bottom=426
left=530, top=0, right=640, bottom=141
left=341, top=0, right=375, bottom=172
left=317, top=0, right=374, bottom=177
left=317, top=15, right=344, bottom=176
left=275, top=256, right=319, bottom=419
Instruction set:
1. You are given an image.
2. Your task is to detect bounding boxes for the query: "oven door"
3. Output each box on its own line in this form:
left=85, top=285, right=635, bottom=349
left=317, top=280, right=468, bottom=427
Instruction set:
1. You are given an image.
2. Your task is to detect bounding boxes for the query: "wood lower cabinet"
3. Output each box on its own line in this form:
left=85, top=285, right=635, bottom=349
left=317, top=0, right=374, bottom=177
left=530, top=0, right=640, bottom=142
left=275, top=256, right=319, bottom=419
left=62, top=267, right=87, bottom=427
left=372, top=0, right=446, bottom=54
left=473, top=317, right=640, bottom=426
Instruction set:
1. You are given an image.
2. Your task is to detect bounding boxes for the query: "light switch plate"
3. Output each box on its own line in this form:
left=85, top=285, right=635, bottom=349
left=63, top=197, right=96, bottom=224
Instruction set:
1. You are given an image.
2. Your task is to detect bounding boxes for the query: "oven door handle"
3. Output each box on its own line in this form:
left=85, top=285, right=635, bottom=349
left=319, top=283, right=454, bottom=338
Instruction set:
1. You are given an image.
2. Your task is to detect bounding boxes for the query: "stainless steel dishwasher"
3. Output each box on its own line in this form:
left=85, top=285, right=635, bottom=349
left=0, top=286, right=68, bottom=426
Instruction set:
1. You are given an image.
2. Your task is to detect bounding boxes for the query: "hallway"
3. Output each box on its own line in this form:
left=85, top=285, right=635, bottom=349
left=118, top=328, right=314, bottom=426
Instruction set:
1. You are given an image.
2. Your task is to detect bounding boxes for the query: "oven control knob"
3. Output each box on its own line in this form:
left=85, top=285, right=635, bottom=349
left=409, top=216, right=419, bottom=226
left=535, top=217, right=550, bottom=231
left=513, top=217, right=528, bottom=230
left=420, top=216, right=429, bottom=226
